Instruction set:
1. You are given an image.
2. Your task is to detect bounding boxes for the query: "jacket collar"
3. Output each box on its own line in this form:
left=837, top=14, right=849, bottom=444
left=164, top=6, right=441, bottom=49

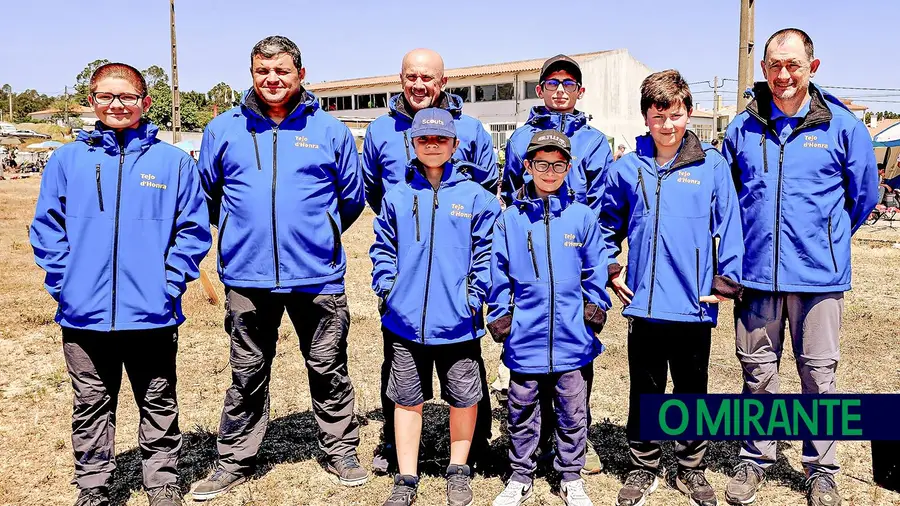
left=633, top=129, right=706, bottom=173
left=744, top=81, right=833, bottom=132
left=526, top=106, right=587, bottom=136
left=78, top=119, right=159, bottom=154
left=389, top=92, right=463, bottom=121
left=241, top=88, right=318, bottom=125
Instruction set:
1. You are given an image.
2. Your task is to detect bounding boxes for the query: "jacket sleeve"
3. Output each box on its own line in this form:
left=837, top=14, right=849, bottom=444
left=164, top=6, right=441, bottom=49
left=584, top=134, right=614, bottom=211
left=197, top=125, right=222, bottom=226
left=29, top=153, right=68, bottom=301
left=473, top=124, right=500, bottom=196
left=722, top=123, right=743, bottom=194
left=580, top=214, right=612, bottom=310
left=467, top=195, right=501, bottom=310
left=842, top=120, right=879, bottom=234
left=501, top=139, right=524, bottom=207
left=362, top=125, right=384, bottom=215
left=597, top=165, right=630, bottom=279
left=336, top=129, right=365, bottom=232
left=369, top=198, right=398, bottom=298
left=165, top=157, right=213, bottom=299
left=486, top=216, right=513, bottom=342
left=710, top=157, right=744, bottom=300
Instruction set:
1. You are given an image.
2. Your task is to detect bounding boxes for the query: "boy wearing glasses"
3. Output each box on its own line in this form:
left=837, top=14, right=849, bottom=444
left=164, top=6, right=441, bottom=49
left=370, top=108, right=500, bottom=506
left=599, top=70, right=743, bottom=506
left=30, top=63, right=211, bottom=506
left=488, top=130, right=610, bottom=506
left=498, top=54, right=614, bottom=476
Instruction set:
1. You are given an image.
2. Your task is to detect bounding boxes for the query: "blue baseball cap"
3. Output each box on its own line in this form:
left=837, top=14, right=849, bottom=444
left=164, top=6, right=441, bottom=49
left=410, top=108, right=456, bottom=139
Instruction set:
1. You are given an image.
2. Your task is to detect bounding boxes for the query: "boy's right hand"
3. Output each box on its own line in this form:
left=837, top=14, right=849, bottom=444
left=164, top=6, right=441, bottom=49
left=610, top=265, right=634, bottom=306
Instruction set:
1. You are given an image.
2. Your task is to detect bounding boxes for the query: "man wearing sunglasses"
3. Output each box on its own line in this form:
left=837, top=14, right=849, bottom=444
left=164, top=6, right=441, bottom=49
left=498, top=54, right=614, bottom=476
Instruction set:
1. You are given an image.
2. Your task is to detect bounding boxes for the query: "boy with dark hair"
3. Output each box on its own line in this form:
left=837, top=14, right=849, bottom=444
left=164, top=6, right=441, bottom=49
left=599, top=69, right=743, bottom=506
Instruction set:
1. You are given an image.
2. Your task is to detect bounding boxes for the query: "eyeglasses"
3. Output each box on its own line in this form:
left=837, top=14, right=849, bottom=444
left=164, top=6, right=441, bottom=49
left=91, top=92, right=143, bottom=106
left=530, top=160, right=569, bottom=173
left=541, top=79, right=580, bottom=93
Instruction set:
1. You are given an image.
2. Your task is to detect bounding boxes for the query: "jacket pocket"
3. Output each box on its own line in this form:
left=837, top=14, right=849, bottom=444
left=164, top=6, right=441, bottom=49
left=217, top=212, right=230, bottom=269
left=94, top=164, right=104, bottom=212
left=527, top=230, right=540, bottom=279
left=327, top=213, right=341, bottom=266
left=827, top=215, right=838, bottom=273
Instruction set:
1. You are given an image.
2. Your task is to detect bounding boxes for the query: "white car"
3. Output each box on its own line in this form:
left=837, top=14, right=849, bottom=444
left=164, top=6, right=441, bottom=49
left=0, top=123, right=16, bottom=136
left=11, top=129, right=51, bottom=139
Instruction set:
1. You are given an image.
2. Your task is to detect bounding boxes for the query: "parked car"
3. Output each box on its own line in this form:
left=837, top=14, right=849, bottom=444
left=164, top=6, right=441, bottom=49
left=0, top=123, right=16, bottom=136
left=11, top=129, right=51, bottom=139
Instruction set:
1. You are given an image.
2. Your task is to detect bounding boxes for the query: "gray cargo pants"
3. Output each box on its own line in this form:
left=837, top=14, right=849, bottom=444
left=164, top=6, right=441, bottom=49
left=735, top=290, right=843, bottom=475
left=63, top=326, right=181, bottom=490
left=216, top=288, right=360, bottom=475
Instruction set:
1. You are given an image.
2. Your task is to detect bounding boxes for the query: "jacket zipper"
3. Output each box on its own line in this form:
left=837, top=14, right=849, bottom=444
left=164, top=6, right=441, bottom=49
left=527, top=230, right=539, bottom=278
left=327, top=213, right=341, bottom=267
left=110, top=141, right=126, bottom=330
left=773, top=144, right=785, bottom=290
left=95, top=164, right=104, bottom=212
left=696, top=248, right=704, bottom=320
left=544, top=204, right=556, bottom=372
left=413, top=194, right=420, bottom=241
left=420, top=187, right=439, bottom=343
left=251, top=130, right=262, bottom=170
left=217, top=212, right=229, bottom=269
left=271, top=128, right=281, bottom=287
left=647, top=173, right=663, bottom=317
left=403, top=131, right=411, bottom=162
left=637, top=167, right=649, bottom=208
left=827, top=215, right=838, bottom=272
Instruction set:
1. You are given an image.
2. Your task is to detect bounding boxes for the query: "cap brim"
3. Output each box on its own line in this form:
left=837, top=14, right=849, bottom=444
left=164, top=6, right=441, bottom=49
left=411, top=128, right=456, bottom=138
left=541, top=61, right=582, bottom=83
left=526, top=145, right=572, bottom=160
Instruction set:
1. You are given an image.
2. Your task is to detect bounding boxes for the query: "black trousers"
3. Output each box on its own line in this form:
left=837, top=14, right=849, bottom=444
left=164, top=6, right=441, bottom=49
left=626, top=317, right=711, bottom=471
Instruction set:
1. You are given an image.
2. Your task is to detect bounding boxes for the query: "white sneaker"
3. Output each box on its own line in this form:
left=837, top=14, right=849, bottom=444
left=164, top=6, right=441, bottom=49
left=493, top=480, right=533, bottom=506
left=559, top=478, right=593, bottom=506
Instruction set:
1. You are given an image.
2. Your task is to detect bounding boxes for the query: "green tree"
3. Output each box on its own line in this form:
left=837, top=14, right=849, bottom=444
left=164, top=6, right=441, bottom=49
left=13, top=89, right=53, bottom=122
left=74, top=59, right=110, bottom=106
left=145, top=81, right=171, bottom=128
left=142, top=65, right=169, bottom=89
left=208, top=82, right=238, bottom=113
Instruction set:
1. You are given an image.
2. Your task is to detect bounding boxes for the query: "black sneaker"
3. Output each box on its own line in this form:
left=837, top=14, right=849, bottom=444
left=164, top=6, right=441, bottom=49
left=147, top=483, right=183, bottom=506
left=806, top=473, right=841, bottom=506
left=616, top=469, right=659, bottom=506
left=446, top=464, right=474, bottom=506
left=327, top=454, right=370, bottom=487
left=724, top=461, right=765, bottom=505
left=676, top=469, right=718, bottom=506
left=74, top=488, right=109, bottom=506
left=384, top=474, right=418, bottom=506
left=190, top=467, right=247, bottom=501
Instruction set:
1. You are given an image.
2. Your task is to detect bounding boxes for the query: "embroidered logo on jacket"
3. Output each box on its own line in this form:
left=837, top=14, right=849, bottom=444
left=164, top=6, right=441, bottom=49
left=677, top=170, right=701, bottom=185
left=803, top=134, right=829, bottom=149
left=295, top=136, right=320, bottom=149
left=564, top=233, right=583, bottom=247
left=140, top=173, right=167, bottom=190
left=450, top=203, right=472, bottom=219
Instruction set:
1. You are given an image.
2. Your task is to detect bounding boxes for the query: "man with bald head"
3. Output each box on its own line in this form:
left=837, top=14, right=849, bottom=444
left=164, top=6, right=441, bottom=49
left=363, top=48, right=498, bottom=475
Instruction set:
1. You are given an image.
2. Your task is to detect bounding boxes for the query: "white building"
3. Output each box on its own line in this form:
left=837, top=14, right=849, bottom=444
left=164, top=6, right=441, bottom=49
left=307, top=49, right=654, bottom=151
left=29, top=105, right=98, bottom=127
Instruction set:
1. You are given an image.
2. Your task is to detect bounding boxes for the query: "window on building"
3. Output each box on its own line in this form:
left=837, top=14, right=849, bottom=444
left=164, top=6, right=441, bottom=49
left=489, top=123, right=517, bottom=150
left=321, top=96, right=353, bottom=111
left=690, top=124, right=713, bottom=142
left=355, top=93, right=388, bottom=109
left=475, top=83, right=515, bottom=102
left=448, top=86, right=471, bottom=102
left=524, top=81, right=541, bottom=99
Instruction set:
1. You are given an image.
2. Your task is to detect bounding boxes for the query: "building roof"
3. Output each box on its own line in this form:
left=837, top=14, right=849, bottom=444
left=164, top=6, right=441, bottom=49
left=307, top=50, right=619, bottom=93
left=839, top=98, right=868, bottom=112
left=868, top=118, right=900, bottom=139
left=29, top=105, right=94, bottom=116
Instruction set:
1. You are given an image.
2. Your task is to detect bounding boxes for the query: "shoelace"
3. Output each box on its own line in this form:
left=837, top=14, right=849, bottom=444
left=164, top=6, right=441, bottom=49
left=447, top=473, right=470, bottom=493
left=76, top=489, right=106, bottom=506
left=733, top=462, right=762, bottom=484
left=149, top=483, right=181, bottom=501
left=388, top=484, right=415, bottom=501
left=682, top=470, right=711, bottom=489
left=339, top=455, right=361, bottom=470
left=499, top=483, right=528, bottom=499
left=625, top=471, right=654, bottom=491
left=808, top=474, right=837, bottom=493
left=565, top=480, right=589, bottom=499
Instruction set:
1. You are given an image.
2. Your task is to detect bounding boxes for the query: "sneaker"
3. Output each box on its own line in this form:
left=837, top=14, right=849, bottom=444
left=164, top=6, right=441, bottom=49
left=724, top=462, right=765, bottom=505
left=327, top=454, right=370, bottom=487
left=616, top=469, right=659, bottom=506
left=74, top=488, right=109, bottom=506
left=581, top=441, right=603, bottom=475
left=558, top=478, right=593, bottom=506
left=190, top=467, right=247, bottom=501
left=492, top=480, right=533, bottom=506
left=384, top=474, right=418, bottom=506
left=147, top=483, right=183, bottom=506
left=806, top=473, right=841, bottom=506
left=373, top=443, right=396, bottom=475
left=676, top=469, right=718, bottom=506
left=446, top=464, right=474, bottom=506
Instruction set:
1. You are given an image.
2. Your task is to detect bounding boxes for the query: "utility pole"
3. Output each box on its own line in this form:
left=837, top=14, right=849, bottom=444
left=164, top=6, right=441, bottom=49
left=8, top=92, right=12, bottom=122
left=64, top=86, right=70, bottom=126
left=737, top=0, right=755, bottom=112
left=712, top=76, right=720, bottom=141
left=169, top=0, right=182, bottom=143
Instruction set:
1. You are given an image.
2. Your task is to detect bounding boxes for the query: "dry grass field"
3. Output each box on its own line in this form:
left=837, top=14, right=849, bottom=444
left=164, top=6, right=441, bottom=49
left=0, top=177, right=898, bottom=505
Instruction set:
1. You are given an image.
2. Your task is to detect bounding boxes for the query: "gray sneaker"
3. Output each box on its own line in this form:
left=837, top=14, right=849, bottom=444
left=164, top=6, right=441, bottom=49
left=190, top=467, right=247, bottom=501
left=676, top=469, right=718, bottom=506
left=147, top=483, right=183, bottom=506
left=724, top=462, right=765, bottom=505
left=74, top=488, right=109, bottom=506
left=581, top=441, right=603, bottom=475
left=806, top=473, right=841, bottom=506
left=446, top=464, right=474, bottom=506
left=327, top=454, right=370, bottom=487
left=616, top=469, right=659, bottom=506
left=384, top=474, right=418, bottom=506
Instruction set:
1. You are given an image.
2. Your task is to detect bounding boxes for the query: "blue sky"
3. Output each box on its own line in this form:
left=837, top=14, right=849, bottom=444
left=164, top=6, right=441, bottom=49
left=2, top=0, right=898, bottom=112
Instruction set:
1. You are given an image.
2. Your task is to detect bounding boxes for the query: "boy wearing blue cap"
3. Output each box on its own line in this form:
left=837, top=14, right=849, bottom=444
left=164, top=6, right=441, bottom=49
left=370, top=108, right=501, bottom=506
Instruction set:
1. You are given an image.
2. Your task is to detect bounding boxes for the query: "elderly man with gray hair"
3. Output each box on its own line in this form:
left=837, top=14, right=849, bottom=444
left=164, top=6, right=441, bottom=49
left=191, top=35, right=368, bottom=500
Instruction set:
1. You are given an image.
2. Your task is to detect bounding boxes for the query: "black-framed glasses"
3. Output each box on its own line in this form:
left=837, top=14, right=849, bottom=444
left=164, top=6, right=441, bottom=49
left=91, top=92, right=143, bottom=106
left=541, top=78, right=580, bottom=93
left=531, top=160, right=569, bottom=173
